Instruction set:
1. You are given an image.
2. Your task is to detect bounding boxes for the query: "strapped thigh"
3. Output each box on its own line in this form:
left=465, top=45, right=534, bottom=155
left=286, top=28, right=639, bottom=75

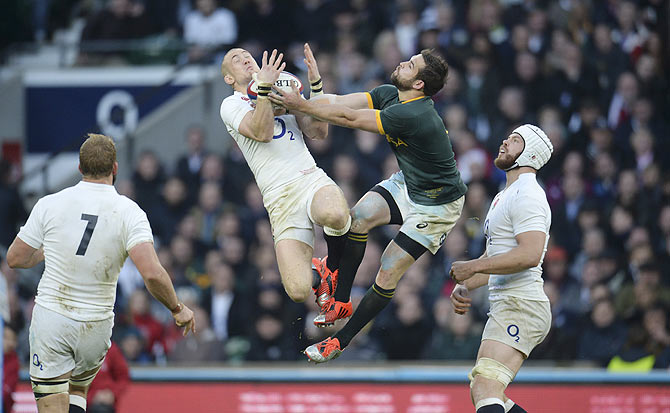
left=370, top=185, right=403, bottom=225
left=468, top=357, right=516, bottom=389
left=31, top=377, right=69, bottom=400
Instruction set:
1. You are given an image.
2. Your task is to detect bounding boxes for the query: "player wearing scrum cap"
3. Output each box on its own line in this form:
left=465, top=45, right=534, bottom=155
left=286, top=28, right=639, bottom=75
left=449, top=124, right=554, bottom=413
left=219, top=45, right=350, bottom=309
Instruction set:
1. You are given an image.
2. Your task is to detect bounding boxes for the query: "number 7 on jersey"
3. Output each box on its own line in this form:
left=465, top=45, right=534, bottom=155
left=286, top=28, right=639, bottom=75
left=76, top=214, right=98, bottom=256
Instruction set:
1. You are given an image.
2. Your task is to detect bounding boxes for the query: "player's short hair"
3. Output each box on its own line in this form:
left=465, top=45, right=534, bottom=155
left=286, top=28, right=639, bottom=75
left=417, top=49, right=449, bottom=96
left=79, top=133, right=116, bottom=178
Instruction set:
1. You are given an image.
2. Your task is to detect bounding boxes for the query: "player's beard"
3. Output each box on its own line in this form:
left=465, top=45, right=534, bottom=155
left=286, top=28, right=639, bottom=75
left=391, top=72, right=414, bottom=91
left=494, top=152, right=518, bottom=170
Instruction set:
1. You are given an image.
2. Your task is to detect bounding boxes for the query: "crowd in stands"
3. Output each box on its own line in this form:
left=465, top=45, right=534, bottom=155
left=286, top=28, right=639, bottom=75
left=1, top=0, right=669, bottom=371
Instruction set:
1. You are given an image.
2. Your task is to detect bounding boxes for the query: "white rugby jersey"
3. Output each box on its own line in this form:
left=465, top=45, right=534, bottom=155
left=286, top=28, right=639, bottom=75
left=18, top=181, right=153, bottom=321
left=484, top=173, right=551, bottom=301
left=219, top=91, right=317, bottom=196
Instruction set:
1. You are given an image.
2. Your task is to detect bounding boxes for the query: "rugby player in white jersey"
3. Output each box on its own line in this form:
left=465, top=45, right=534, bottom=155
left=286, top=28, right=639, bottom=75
left=6, top=134, right=195, bottom=413
left=219, top=45, right=350, bottom=308
left=449, top=124, right=553, bottom=413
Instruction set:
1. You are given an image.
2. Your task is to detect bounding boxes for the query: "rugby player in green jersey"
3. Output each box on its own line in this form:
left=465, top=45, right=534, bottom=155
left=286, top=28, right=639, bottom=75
left=271, top=48, right=467, bottom=362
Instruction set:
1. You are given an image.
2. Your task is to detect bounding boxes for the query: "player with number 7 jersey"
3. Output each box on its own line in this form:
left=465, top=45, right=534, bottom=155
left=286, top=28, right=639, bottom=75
left=7, top=134, right=195, bottom=413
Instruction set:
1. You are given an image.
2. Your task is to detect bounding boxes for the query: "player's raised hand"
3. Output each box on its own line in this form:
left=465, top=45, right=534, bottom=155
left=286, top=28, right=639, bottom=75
left=173, top=303, right=196, bottom=336
left=450, top=284, right=471, bottom=315
left=303, top=43, right=321, bottom=84
left=269, top=82, right=305, bottom=111
left=257, top=49, right=286, bottom=85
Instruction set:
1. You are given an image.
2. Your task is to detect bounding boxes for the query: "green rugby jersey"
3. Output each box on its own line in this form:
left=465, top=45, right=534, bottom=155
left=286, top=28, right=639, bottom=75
left=366, top=84, right=467, bottom=205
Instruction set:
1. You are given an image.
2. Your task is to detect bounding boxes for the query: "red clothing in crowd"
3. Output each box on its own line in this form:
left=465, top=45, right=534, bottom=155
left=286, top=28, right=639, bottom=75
left=132, top=313, right=166, bottom=354
left=87, top=343, right=130, bottom=408
left=3, top=350, right=19, bottom=413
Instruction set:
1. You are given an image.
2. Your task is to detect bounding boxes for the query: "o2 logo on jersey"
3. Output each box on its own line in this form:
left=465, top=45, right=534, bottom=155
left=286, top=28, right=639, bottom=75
left=273, top=118, right=295, bottom=140
left=507, top=324, right=520, bottom=343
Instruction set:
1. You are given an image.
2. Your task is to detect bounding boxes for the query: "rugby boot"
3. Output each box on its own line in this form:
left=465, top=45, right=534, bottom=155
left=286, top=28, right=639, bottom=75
left=311, top=256, right=338, bottom=310
left=304, top=337, right=343, bottom=363
left=313, top=297, right=352, bottom=327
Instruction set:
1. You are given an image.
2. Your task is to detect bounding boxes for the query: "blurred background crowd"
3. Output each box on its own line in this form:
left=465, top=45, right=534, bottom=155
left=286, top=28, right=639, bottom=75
left=1, top=0, right=670, bottom=376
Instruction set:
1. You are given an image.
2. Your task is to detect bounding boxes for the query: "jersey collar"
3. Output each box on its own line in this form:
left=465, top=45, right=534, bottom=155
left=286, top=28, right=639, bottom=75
left=77, top=181, right=116, bottom=191
left=400, top=96, right=427, bottom=104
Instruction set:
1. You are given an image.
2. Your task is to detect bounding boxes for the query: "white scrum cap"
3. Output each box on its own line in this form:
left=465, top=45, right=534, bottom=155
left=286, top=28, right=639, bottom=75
left=508, top=124, right=553, bottom=171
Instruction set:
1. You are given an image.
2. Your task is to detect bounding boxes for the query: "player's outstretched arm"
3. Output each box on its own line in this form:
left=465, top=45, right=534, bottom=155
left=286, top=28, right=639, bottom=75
left=294, top=43, right=329, bottom=140
left=238, top=49, right=286, bottom=142
left=302, top=43, right=371, bottom=110
left=451, top=231, right=546, bottom=282
left=271, top=85, right=380, bottom=133
left=6, top=237, right=44, bottom=269
left=129, top=241, right=196, bottom=336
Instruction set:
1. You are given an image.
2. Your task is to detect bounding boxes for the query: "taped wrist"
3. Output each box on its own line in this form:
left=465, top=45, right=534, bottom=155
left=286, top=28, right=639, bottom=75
left=310, top=78, right=323, bottom=96
left=257, top=82, right=272, bottom=98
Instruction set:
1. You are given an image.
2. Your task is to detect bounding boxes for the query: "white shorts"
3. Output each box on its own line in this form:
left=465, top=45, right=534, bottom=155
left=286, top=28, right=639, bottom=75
left=377, top=171, right=464, bottom=254
left=29, top=304, right=113, bottom=380
left=263, top=167, right=336, bottom=248
left=482, top=297, right=552, bottom=357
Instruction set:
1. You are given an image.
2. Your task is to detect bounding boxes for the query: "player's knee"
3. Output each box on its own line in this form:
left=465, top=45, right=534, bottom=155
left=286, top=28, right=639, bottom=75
left=375, top=269, right=399, bottom=290
left=31, top=377, right=69, bottom=401
left=284, top=282, right=310, bottom=303
left=321, top=207, right=350, bottom=230
left=468, top=357, right=515, bottom=393
left=350, top=209, right=374, bottom=233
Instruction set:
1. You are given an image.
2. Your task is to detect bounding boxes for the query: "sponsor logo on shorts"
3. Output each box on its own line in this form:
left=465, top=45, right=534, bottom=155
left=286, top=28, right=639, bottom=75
left=507, top=324, right=520, bottom=342
left=439, top=233, right=446, bottom=245
left=416, top=222, right=428, bottom=229
left=32, top=354, right=44, bottom=371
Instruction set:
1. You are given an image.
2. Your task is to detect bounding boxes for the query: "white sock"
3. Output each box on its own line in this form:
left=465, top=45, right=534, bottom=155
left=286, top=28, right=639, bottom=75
left=505, top=399, right=516, bottom=412
left=324, top=215, right=351, bottom=237
left=70, top=394, right=87, bottom=410
left=475, top=398, right=505, bottom=410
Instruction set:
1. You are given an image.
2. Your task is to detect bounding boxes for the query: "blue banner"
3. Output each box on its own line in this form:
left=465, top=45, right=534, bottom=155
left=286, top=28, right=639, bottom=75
left=26, top=84, right=187, bottom=152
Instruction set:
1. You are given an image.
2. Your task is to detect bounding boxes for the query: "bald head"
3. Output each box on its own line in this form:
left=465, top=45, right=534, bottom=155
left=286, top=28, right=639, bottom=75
left=221, top=48, right=259, bottom=91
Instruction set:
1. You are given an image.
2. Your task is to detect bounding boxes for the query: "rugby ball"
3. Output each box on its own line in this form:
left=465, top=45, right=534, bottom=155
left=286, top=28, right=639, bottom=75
left=247, top=71, right=304, bottom=102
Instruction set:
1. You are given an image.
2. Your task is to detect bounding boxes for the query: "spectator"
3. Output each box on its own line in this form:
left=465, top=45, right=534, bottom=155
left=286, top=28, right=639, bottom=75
left=377, top=293, right=432, bottom=360
left=168, top=306, right=226, bottom=363
left=127, top=290, right=166, bottom=360
left=117, top=327, right=151, bottom=364
left=200, top=263, right=249, bottom=341
left=589, top=23, right=630, bottom=101
left=0, top=158, right=27, bottom=250
left=176, top=125, right=207, bottom=203
left=577, top=297, right=628, bottom=366
left=183, top=0, right=237, bottom=63
left=3, top=325, right=19, bottom=413
left=132, top=150, right=166, bottom=221
left=533, top=281, right=579, bottom=360
left=425, top=297, right=480, bottom=360
left=246, top=312, right=298, bottom=361
left=190, top=182, right=224, bottom=247
left=607, top=72, right=639, bottom=130
left=78, top=0, right=154, bottom=65
left=151, top=177, right=190, bottom=244
left=615, top=262, right=670, bottom=321
left=543, top=246, right=582, bottom=314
